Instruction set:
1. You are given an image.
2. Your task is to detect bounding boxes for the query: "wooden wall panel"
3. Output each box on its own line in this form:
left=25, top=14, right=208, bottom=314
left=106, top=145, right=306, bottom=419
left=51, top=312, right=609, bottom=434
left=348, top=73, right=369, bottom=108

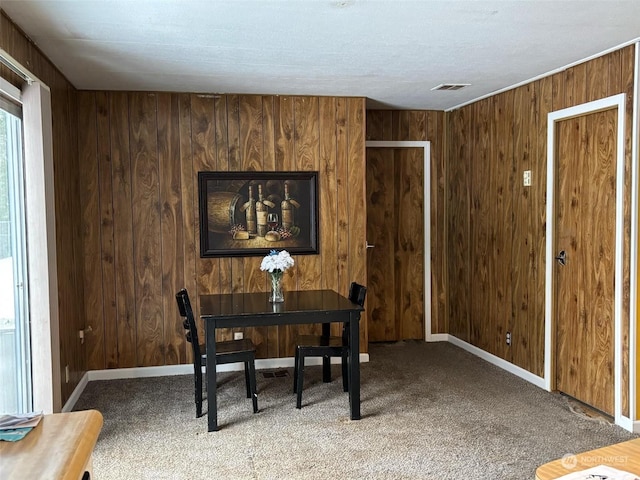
left=395, top=148, right=424, bottom=339
left=347, top=99, right=367, bottom=349
left=78, top=93, right=103, bottom=371
left=66, top=82, right=82, bottom=386
left=318, top=98, right=338, bottom=288
left=533, top=75, right=552, bottom=380
left=191, top=95, right=218, bottom=304
left=95, top=91, right=118, bottom=368
left=77, top=93, right=367, bottom=368
left=318, top=97, right=340, bottom=338
left=342, top=98, right=367, bottom=300
left=335, top=98, right=350, bottom=299
left=238, top=95, right=267, bottom=354
left=447, top=108, right=471, bottom=342
left=273, top=96, right=298, bottom=355
left=213, top=96, right=232, bottom=299
left=445, top=46, right=635, bottom=383
left=511, top=83, right=535, bottom=368
left=621, top=45, right=634, bottom=417
left=157, top=93, right=185, bottom=366
left=427, top=110, right=448, bottom=334
left=226, top=96, right=246, bottom=297
left=294, top=97, right=322, bottom=295
left=261, top=96, right=281, bottom=357
left=51, top=70, right=85, bottom=398
left=178, top=94, right=196, bottom=364
left=495, top=90, right=514, bottom=359
left=471, top=99, right=491, bottom=350
left=130, top=93, right=164, bottom=366
left=110, top=92, right=136, bottom=369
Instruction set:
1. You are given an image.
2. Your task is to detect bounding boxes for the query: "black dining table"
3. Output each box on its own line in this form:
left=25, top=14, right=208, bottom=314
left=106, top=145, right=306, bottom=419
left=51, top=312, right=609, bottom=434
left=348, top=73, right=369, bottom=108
left=199, top=289, right=364, bottom=431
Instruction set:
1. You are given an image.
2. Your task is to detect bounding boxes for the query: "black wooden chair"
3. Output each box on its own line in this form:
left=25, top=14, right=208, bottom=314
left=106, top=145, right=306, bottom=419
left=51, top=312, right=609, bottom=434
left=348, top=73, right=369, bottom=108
left=175, top=288, right=258, bottom=418
left=293, top=282, right=367, bottom=409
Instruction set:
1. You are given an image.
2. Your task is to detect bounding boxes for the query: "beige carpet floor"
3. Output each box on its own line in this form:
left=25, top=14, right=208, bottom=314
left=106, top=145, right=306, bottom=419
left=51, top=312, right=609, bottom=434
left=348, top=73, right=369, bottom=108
left=73, top=341, right=636, bottom=479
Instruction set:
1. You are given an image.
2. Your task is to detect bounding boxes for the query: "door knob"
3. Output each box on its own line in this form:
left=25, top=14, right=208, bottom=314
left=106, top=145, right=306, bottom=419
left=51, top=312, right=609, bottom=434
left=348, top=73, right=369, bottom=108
left=555, top=250, right=566, bottom=266
left=366, top=242, right=375, bottom=249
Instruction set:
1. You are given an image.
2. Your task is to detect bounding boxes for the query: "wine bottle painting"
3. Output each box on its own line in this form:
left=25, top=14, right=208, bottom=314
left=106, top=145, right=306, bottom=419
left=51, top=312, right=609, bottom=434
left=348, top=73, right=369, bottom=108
left=198, top=171, right=319, bottom=257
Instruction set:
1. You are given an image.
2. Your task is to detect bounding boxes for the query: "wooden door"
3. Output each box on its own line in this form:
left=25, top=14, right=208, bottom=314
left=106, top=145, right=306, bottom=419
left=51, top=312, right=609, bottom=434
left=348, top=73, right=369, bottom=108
left=367, top=148, right=396, bottom=341
left=366, top=147, right=424, bottom=342
left=554, top=108, right=616, bottom=415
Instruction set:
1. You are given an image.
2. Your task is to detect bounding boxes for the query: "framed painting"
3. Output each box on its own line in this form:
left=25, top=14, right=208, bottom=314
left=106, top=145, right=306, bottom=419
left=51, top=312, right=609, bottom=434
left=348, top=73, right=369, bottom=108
left=198, top=171, right=319, bottom=257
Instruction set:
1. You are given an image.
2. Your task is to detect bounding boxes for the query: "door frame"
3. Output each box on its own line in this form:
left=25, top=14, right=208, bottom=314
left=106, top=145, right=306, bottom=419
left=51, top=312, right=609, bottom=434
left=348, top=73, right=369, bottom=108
left=544, top=93, right=627, bottom=424
left=364, top=141, right=434, bottom=341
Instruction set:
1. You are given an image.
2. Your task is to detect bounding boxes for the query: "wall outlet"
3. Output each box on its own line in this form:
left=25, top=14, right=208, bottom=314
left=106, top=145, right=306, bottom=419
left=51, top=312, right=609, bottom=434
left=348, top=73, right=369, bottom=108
left=506, top=332, right=512, bottom=346
left=234, top=332, right=243, bottom=340
left=65, top=365, right=70, bottom=384
left=523, top=170, right=532, bottom=186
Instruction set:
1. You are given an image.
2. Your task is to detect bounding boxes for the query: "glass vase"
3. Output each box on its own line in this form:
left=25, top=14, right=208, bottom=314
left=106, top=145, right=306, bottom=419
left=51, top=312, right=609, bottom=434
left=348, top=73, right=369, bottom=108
left=269, top=273, right=285, bottom=303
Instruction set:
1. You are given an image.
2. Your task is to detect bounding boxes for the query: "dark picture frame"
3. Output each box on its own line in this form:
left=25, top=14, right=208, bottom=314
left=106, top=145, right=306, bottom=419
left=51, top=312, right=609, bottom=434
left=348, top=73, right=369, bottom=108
left=198, top=171, right=319, bottom=257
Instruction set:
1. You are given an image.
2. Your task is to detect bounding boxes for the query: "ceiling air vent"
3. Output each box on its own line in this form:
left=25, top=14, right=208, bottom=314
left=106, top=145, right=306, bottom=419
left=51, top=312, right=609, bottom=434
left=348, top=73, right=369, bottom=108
left=431, top=83, right=470, bottom=91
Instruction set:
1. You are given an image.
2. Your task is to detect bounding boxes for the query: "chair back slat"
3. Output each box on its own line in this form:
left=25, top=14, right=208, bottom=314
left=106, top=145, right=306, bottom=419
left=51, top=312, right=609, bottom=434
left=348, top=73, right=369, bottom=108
left=175, top=289, right=203, bottom=366
left=343, top=282, right=367, bottom=345
left=348, top=282, right=367, bottom=307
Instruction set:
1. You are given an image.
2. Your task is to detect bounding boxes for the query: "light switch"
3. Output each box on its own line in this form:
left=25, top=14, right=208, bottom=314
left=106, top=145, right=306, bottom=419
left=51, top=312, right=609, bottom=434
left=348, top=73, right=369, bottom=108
left=523, top=170, right=532, bottom=187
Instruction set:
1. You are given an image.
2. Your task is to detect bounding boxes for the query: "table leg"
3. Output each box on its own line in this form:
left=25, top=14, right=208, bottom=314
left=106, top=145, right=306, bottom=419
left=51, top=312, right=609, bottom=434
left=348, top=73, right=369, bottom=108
left=322, top=322, right=331, bottom=382
left=348, top=311, right=361, bottom=420
left=206, top=321, right=219, bottom=431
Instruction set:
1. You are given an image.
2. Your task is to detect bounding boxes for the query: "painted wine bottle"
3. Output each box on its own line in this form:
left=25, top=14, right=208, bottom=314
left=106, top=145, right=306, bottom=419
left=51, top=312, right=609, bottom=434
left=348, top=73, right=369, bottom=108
left=281, top=181, right=300, bottom=230
left=244, top=185, right=256, bottom=234
left=256, top=184, right=267, bottom=237
left=281, top=182, right=293, bottom=230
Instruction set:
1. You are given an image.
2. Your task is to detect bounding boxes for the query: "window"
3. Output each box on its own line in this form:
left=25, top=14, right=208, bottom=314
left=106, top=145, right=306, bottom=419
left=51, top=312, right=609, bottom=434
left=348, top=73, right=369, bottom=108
left=0, top=91, right=31, bottom=414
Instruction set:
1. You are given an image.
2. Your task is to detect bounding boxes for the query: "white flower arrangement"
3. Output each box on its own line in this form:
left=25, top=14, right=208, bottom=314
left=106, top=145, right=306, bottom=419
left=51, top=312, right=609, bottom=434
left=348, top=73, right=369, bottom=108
left=261, top=250, right=294, bottom=302
left=260, top=249, right=294, bottom=274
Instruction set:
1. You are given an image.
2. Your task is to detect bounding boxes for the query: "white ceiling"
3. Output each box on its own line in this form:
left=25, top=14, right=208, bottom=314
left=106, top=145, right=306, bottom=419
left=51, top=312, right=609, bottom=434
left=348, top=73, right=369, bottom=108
left=2, top=0, right=640, bottom=110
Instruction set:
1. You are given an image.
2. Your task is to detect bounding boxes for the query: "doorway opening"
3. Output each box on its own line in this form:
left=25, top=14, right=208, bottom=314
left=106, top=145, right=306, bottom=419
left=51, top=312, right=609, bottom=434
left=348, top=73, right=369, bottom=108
left=364, top=141, right=431, bottom=342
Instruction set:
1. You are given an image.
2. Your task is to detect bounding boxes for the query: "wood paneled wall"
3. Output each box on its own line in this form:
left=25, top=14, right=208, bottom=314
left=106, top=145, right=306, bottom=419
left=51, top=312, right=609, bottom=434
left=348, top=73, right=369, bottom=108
left=1, top=11, right=85, bottom=405
left=365, top=111, right=448, bottom=334
left=77, top=93, right=366, bottom=369
left=446, top=46, right=635, bottom=417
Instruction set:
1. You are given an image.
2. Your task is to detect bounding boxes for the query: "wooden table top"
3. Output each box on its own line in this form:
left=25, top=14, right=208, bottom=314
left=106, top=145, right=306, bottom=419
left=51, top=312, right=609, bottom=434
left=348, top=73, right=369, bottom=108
left=199, top=289, right=363, bottom=318
left=535, top=437, right=640, bottom=479
left=0, top=409, right=103, bottom=480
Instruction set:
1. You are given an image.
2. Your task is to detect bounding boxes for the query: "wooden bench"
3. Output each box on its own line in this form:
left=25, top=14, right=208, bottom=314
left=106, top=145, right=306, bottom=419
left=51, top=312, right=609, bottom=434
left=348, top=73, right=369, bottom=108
left=0, top=409, right=103, bottom=480
left=535, top=437, right=640, bottom=479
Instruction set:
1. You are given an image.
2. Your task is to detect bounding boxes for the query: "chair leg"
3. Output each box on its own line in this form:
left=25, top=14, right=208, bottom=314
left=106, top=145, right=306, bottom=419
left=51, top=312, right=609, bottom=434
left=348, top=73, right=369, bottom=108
left=296, top=353, right=305, bottom=409
left=322, top=354, right=331, bottom=383
left=341, top=351, right=349, bottom=392
left=195, top=368, right=203, bottom=418
left=244, top=361, right=251, bottom=398
left=248, top=358, right=258, bottom=413
left=293, top=347, right=299, bottom=394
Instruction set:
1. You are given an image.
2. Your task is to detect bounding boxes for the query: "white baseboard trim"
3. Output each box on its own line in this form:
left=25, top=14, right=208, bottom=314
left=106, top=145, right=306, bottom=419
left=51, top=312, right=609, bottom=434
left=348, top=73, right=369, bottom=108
left=87, top=353, right=370, bottom=381
left=61, top=371, right=89, bottom=412
left=426, top=333, right=449, bottom=342
left=63, top=353, right=370, bottom=411
left=616, top=414, right=635, bottom=432
left=445, top=335, right=547, bottom=390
